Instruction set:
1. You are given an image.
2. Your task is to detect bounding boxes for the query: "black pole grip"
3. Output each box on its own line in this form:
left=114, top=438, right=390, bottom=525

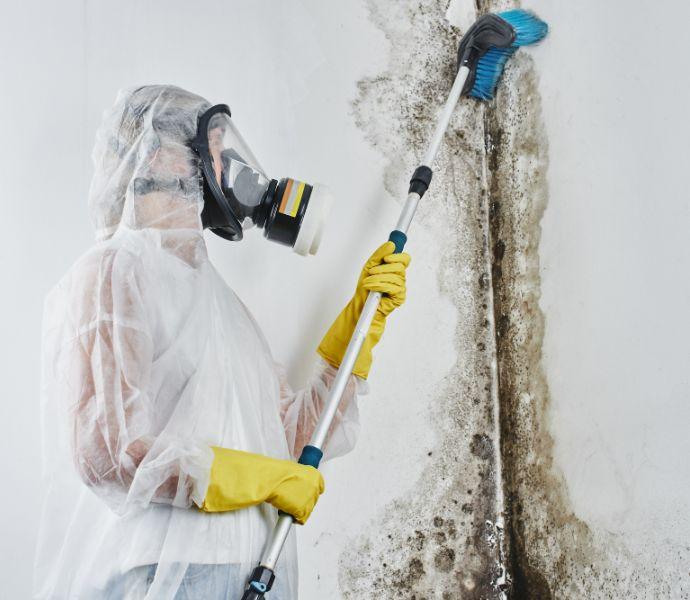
left=408, top=165, right=433, bottom=197
left=391, top=164, right=433, bottom=253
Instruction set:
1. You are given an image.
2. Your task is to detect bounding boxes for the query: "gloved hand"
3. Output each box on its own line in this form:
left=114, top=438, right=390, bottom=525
left=199, top=447, right=325, bottom=524
left=317, top=241, right=411, bottom=379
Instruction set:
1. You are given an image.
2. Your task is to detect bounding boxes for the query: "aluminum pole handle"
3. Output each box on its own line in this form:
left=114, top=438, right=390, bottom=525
left=239, top=62, right=471, bottom=600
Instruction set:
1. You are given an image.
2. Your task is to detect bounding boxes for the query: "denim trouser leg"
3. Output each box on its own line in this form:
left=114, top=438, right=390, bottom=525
left=103, top=563, right=290, bottom=599
left=175, top=564, right=290, bottom=599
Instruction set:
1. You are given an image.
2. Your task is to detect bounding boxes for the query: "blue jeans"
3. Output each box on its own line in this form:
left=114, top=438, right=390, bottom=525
left=104, top=563, right=289, bottom=599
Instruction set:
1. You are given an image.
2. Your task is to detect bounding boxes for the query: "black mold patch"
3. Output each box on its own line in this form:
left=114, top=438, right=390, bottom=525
left=434, top=547, right=456, bottom=572
left=482, top=21, right=690, bottom=599
left=338, top=0, right=690, bottom=598
left=470, top=433, right=493, bottom=460
left=339, top=0, right=507, bottom=598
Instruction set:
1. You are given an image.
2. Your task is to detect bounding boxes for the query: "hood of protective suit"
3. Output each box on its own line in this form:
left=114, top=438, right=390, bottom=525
left=89, top=85, right=211, bottom=242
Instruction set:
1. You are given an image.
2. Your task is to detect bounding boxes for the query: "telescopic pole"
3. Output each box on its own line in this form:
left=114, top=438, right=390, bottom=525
left=239, top=65, right=471, bottom=600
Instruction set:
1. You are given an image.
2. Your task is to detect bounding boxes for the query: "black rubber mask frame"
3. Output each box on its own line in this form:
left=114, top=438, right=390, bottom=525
left=190, top=104, right=244, bottom=241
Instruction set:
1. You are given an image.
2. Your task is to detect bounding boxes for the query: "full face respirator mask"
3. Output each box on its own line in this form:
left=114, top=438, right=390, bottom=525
left=191, top=104, right=333, bottom=255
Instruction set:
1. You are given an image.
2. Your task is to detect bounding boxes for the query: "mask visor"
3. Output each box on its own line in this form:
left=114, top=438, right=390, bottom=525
left=207, top=112, right=271, bottom=225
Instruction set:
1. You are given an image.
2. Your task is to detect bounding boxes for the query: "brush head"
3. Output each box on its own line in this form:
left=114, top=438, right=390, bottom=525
left=457, top=9, right=548, bottom=101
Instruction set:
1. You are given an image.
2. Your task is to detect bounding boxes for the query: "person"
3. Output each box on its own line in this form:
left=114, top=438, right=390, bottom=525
left=34, top=85, right=410, bottom=599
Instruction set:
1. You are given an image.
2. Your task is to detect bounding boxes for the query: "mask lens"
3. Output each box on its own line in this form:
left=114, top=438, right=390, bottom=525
left=207, top=113, right=270, bottom=219
left=220, top=152, right=270, bottom=210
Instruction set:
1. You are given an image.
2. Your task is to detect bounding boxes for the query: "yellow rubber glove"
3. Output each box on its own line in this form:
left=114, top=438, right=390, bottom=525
left=199, top=447, right=325, bottom=524
left=317, top=241, right=411, bottom=379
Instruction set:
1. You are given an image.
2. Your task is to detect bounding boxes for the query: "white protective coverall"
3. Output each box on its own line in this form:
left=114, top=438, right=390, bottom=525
left=34, top=85, right=363, bottom=599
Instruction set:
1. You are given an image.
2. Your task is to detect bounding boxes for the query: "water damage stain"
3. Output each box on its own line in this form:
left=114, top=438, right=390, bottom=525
left=340, top=0, right=688, bottom=598
left=483, top=21, right=690, bottom=600
left=340, top=0, right=506, bottom=597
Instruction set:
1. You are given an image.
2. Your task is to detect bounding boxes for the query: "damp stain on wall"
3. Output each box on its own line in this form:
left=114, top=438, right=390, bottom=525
left=484, top=38, right=690, bottom=600
left=337, top=0, right=689, bottom=598
left=340, top=0, right=508, bottom=597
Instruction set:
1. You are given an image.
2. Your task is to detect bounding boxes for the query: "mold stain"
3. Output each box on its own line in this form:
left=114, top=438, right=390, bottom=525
left=340, top=0, right=508, bottom=597
left=341, top=0, right=689, bottom=598
left=483, top=33, right=690, bottom=600
left=482, top=46, right=566, bottom=599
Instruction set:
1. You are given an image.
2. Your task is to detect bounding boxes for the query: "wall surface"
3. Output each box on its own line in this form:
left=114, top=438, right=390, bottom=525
left=0, top=1, right=688, bottom=599
left=518, top=0, right=690, bottom=596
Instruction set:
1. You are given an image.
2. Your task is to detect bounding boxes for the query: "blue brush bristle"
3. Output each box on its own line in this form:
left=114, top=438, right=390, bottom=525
left=499, top=9, right=549, bottom=46
left=468, top=9, right=548, bottom=101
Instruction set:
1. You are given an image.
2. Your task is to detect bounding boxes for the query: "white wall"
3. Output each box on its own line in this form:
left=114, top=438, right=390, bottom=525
left=0, top=1, right=88, bottom=596
left=532, top=0, right=690, bottom=573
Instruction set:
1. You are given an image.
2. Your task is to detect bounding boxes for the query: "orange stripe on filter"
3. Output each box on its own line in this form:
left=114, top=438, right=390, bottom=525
left=279, top=179, right=294, bottom=214
left=289, top=182, right=306, bottom=217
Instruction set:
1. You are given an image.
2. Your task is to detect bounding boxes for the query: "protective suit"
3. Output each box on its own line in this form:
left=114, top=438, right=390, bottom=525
left=34, top=85, right=364, bottom=599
